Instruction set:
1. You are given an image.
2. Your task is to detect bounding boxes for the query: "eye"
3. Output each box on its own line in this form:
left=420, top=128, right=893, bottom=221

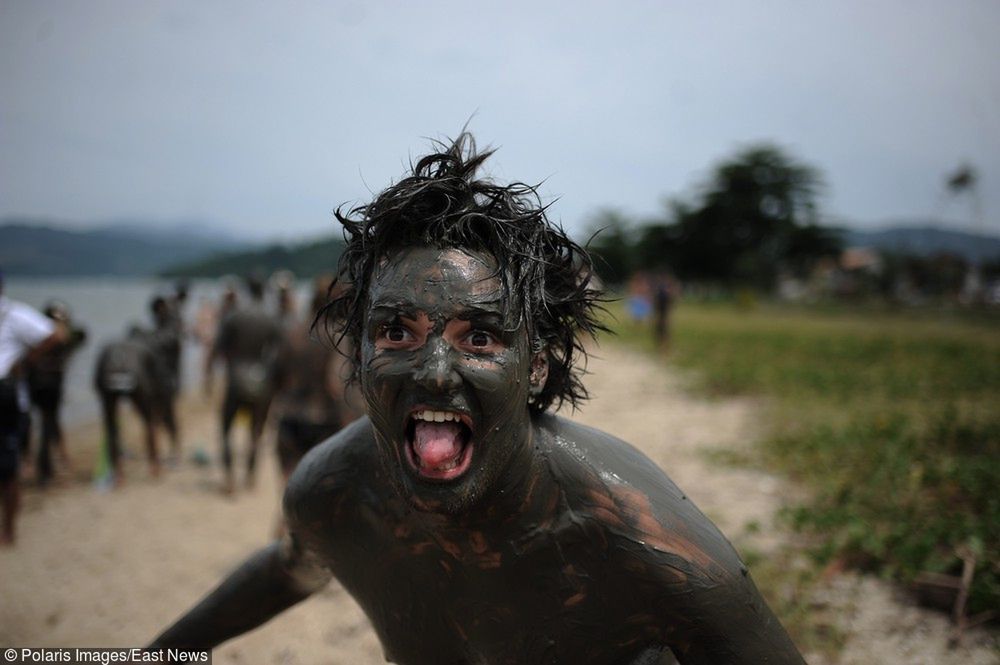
left=462, top=329, right=499, bottom=351
left=386, top=325, right=408, bottom=342
left=378, top=323, right=415, bottom=347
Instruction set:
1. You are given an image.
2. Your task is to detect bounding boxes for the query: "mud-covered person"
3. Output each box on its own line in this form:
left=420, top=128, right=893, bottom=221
left=196, top=278, right=239, bottom=397
left=148, top=296, right=182, bottom=460
left=204, top=275, right=283, bottom=494
left=94, top=326, right=175, bottom=483
left=27, top=300, right=87, bottom=484
left=151, top=135, right=805, bottom=664
left=269, top=276, right=361, bottom=534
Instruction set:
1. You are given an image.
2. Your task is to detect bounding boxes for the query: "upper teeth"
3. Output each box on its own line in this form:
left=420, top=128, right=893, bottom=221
left=414, top=410, right=461, bottom=423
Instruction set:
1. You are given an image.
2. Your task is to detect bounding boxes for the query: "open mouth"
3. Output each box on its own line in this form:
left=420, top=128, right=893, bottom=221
left=404, top=409, right=474, bottom=481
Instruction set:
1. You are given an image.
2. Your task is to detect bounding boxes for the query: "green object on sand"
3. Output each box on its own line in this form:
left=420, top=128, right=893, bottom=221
left=190, top=447, right=211, bottom=467
left=93, top=436, right=114, bottom=491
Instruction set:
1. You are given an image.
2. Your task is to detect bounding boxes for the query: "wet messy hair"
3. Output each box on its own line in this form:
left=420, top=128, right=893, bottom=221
left=321, top=132, right=605, bottom=413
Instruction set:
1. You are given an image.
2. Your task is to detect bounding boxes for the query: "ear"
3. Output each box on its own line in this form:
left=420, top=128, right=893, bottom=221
left=528, top=350, right=549, bottom=397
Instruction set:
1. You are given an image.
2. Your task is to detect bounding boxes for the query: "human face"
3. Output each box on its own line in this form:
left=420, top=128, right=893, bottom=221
left=361, top=247, right=541, bottom=514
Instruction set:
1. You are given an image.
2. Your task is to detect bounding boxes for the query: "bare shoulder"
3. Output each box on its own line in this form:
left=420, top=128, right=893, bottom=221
left=283, top=417, right=377, bottom=526
left=536, top=414, right=745, bottom=578
left=536, top=414, right=689, bottom=507
left=537, top=415, right=804, bottom=663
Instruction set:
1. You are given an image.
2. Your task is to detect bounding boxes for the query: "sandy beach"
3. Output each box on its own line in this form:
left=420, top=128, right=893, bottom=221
left=1, top=343, right=995, bottom=664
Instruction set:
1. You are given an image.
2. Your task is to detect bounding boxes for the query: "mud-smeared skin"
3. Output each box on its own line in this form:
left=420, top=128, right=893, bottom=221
left=362, top=248, right=540, bottom=516
left=152, top=248, right=804, bottom=664
left=279, top=413, right=804, bottom=664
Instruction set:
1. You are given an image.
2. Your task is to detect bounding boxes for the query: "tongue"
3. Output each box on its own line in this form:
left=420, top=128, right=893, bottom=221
left=412, top=421, right=464, bottom=468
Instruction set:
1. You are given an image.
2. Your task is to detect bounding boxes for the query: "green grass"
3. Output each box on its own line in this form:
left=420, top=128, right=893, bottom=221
left=609, top=300, right=1000, bottom=617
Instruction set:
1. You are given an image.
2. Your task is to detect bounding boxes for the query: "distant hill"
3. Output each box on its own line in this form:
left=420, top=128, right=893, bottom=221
left=161, top=235, right=346, bottom=278
left=97, top=218, right=243, bottom=247
left=839, top=223, right=1000, bottom=263
left=0, top=218, right=251, bottom=276
left=165, top=224, right=1000, bottom=278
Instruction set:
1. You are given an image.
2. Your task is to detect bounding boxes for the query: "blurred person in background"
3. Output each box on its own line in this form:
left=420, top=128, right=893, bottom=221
left=27, top=300, right=87, bottom=484
left=196, top=278, right=240, bottom=397
left=627, top=272, right=652, bottom=324
left=149, top=296, right=182, bottom=461
left=94, top=326, right=175, bottom=484
left=169, top=280, right=190, bottom=331
left=269, top=275, right=360, bottom=533
left=652, top=274, right=677, bottom=352
left=1, top=268, right=65, bottom=544
left=218, top=277, right=239, bottom=321
left=204, top=275, right=283, bottom=494
left=192, top=295, right=219, bottom=355
left=271, top=269, right=298, bottom=328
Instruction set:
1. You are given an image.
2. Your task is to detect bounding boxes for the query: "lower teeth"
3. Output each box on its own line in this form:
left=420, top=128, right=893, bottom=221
left=424, top=459, right=459, bottom=472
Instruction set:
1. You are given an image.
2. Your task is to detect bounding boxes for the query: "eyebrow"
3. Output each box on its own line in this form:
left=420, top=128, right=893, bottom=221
left=369, top=303, right=420, bottom=318
left=458, top=307, right=505, bottom=321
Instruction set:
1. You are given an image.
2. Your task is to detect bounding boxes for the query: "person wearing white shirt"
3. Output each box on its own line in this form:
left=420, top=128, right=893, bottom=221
left=0, top=268, right=64, bottom=545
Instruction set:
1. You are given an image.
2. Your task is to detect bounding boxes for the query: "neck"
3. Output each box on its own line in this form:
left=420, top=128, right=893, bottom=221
left=494, top=423, right=552, bottom=518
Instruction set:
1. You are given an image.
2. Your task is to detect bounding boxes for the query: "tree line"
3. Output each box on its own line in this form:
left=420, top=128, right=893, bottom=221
left=586, top=143, right=841, bottom=290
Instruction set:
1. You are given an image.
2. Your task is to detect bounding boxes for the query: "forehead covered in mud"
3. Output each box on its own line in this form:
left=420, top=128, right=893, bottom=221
left=368, top=247, right=514, bottom=325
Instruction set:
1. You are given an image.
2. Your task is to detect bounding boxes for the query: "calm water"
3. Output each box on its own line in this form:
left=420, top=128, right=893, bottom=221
left=4, top=277, right=254, bottom=424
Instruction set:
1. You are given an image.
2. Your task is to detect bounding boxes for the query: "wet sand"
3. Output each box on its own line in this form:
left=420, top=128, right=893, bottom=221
left=1, top=343, right=995, bottom=664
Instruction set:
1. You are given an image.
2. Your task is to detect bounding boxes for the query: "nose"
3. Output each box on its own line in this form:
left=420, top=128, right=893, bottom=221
left=413, top=337, right=461, bottom=391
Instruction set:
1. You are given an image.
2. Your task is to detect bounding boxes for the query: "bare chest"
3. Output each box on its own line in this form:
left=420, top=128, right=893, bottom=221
left=322, top=513, right=664, bottom=665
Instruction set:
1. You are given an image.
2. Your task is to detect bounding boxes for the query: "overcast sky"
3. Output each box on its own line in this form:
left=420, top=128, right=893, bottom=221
left=2, top=1, right=998, bottom=241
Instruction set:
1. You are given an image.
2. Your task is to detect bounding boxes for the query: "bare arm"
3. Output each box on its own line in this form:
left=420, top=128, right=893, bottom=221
left=616, top=495, right=804, bottom=664
left=624, top=494, right=805, bottom=664
left=149, top=534, right=331, bottom=649
left=561, top=418, right=806, bottom=664
left=16, top=328, right=67, bottom=373
left=202, top=320, right=228, bottom=394
left=670, top=568, right=805, bottom=665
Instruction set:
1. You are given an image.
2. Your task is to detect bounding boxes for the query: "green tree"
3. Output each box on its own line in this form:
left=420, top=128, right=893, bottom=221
left=653, top=144, right=840, bottom=288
